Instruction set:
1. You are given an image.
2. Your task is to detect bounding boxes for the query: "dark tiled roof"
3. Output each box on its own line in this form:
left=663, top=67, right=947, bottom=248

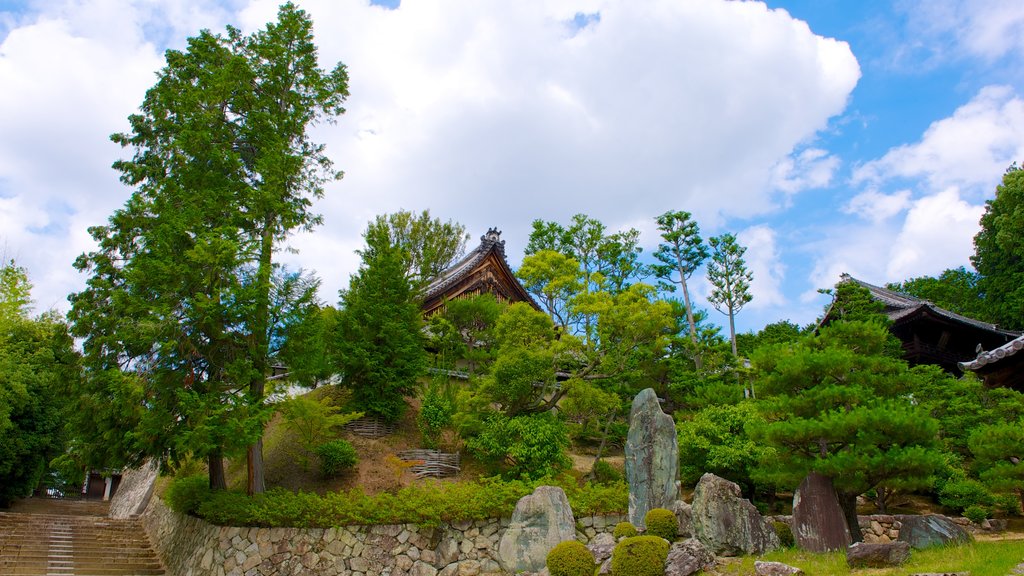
left=959, top=334, right=1024, bottom=371
left=840, top=274, right=1019, bottom=337
left=423, top=229, right=506, bottom=301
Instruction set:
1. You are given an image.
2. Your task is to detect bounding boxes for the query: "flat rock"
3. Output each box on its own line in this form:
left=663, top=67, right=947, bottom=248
left=792, top=472, right=850, bottom=552
left=691, top=473, right=779, bottom=556
left=497, top=486, right=576, bottom=574
left=664, top=538, right=715, bottom=576
left=755, top=560, right=804, bottom=575
left=846, top=541, right=911, bottom=568
left=625, top=388, right=679, bottom=528
left=897, top=515, right=972, bottom=549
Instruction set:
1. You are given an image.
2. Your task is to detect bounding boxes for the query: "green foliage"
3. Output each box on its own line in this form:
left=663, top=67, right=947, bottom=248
left=887, top=267, right=991, bottom=322
left=546, top=540, right=597, bottom=576
left=652, top=210, right=707, bottom=345
left=443, top=293, right=504, bottom=374
left=279, top=394, right=361, bottom=470
left=315, top=439, right=357, bottom=478
left=467, top=412, right=571, bottom=479
left=562, top=379, right=621, bottom=444
left=939, top=478, right=994, bottom=513
left=164, top=475, right=212, bottom=515
left=517, top=249, right=583, bottom=330
left=969, top=421, right=1024, bottom=504
left=613, top=522, right=639, bottom=539
left=0, top=260, right=32, bottom=324
left=336, top=236, right=426, bottom=422
left=643, top=508, right=677, bottom=541
left=611, top=535, right=670, bottom=576
left=676, top=402, right=774, bottom=494
left=972, top=164, right=1024, bottom=330
left=773, top=521, right=795, bottom=548
left=591, top=460, right=622, bottom=485
left=964, top=505, right=989, bottom=524
left=167, top=473, right=626, bottom=527
left=417, top=376, right=457, bottom=449
left=707, top=233, right=753, bottom=356
left=993, top=493, right=1021, bottom=516
left=361, top=210, right=468, bottom=287
left=735, top=320, right=804, bottom=358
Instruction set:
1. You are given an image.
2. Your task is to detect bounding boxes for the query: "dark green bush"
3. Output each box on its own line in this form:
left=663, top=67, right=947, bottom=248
left=773, top=521, right=795, bottom=548
left=964, top=504, right=989, bottom=524
left=613, top=521, right=639, bottom=539
left=164, top=475, right=211, bottom=516
left=591, top=459, right=622, bottom=485
left=643, top=508, right=677, bottom=541
left=316, top=439, right=358, bottom=477
left=993, top=493, right=1021, bottom=516
left=939, top=478, right=995, bottom=513
left=546, top=540, right=596, bottom=576
left=611, top=535, right=669, bottom=576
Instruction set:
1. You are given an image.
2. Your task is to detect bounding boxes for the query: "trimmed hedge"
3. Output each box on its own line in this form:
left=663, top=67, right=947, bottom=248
left=613, top=521, right=638, bottom=539
left=165, top=474, right=627, bottom=528
left=611, top=535, right=669, bottom=576
left=644, top=508, right=677, bottom=541
left=546, top=540, right=596, bottom=576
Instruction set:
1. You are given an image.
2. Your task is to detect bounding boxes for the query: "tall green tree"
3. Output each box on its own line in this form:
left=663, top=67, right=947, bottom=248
left=362, top=210, right=469, bottom=287
left=0, top=260, right=32, bottom=324
left=69, top=3, right=348, bottom=492
left=751, top=321, right=945, bottom=537
left=887, top=267, right=989, bottom=321
left=706, top=233, right=753, bottom=356
left=336, top=239, right=426, bottom=422
left=652, top=211, right=708, bottom=345
left=969, top=421, right=1024, bottom=512
left=972, top=164, right=1024, bottom=330
left=444, top=293, right=505, bottom=375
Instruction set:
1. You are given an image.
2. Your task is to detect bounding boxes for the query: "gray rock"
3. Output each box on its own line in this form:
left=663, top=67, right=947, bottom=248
left=435, top=536, right=460, bottom=567
left=587, top=532, right=616, bottom=565
left=755, top=560, right=804, bottom=575
left=896, top=515, right=972, bottom=549
left=846, top=541, right=911, bottom=568
left=497, top=486, right=576, bottom=574
left=672, top=500, right=693, bottom=538
left=625, top=388, right=679, bottom=528
left=791, top=472, right=851, bottom=552
left=664, top=538, right=715, bottom=576
left=691, top=473, right=779, bottom=556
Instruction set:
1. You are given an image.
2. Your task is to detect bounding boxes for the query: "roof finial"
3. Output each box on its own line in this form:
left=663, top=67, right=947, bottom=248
left=482, top=228, right=502, bottom=243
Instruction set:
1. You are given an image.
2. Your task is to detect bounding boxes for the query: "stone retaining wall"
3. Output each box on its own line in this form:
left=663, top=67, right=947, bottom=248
left=141, top=496, right=625, bottom=576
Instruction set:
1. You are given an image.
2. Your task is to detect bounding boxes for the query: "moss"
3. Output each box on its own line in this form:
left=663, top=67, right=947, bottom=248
left=613, top=521, right=639, bottom=539
left=644, top=508, right=678, bottom=541
left=611, top=536, right=670, bottom=576
left=773, top=521, right=795, bottom=548
left=546, top=540, right=597, bottom=576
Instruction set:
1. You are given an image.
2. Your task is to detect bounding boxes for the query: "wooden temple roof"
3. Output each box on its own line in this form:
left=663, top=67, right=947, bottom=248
left=421, top=228, right=538, bottom=316
left=827, top=274, right=1020, bottom=374
left=959, top=334, right=1024, bottom=391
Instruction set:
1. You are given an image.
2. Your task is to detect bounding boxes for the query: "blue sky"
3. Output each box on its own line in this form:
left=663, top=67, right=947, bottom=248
left=1, top=0, right=1023, bottom=337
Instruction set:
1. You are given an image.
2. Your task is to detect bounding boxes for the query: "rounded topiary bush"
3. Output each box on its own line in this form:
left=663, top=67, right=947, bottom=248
left=964, top=504, right=989, bottom=524
left=546, top=540, right=596, bottom=576
left=644, top=508, right=678, bottom=541
left=613, top=521, right=638, bottom=539
left=316, top=438, right=358, bottom=477
left=773, top=521, right=795, bottom=548
left=611, top=535, right=669, bottom=576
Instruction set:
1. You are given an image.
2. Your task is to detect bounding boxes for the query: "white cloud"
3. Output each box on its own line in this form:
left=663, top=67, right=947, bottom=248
left=887, top=187, right=984, bottom=280
left=852, top=86, right=1024, bottom=195
left=770, top=148, right=840, bottom=195
left=0, top=0, right=860, bottom=313
left=899, top=0, right=1024, bottom=63
left=736, top=224, right=786, bottom=309
left=843, top=189, right=912, bottom=223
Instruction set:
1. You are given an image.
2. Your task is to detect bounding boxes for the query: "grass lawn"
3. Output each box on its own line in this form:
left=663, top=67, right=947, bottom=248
left=710, top=540, right=1024, bottom=575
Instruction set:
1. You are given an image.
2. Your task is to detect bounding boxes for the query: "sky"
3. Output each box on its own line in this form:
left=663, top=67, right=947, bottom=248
left=1, top=0, right=1023, bottom=336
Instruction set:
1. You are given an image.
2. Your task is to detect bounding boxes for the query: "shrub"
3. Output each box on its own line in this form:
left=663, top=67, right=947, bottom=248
left=613, top=521, right=639, bottom=539
left=592, top=459, right=622, bottom=485
left=993, top=493, right=1022, bottom=516
left=417, top=377, right=456, bottom=449
left=611, top=535, right=669, bottom=576
left=164, top=475, right=211, bottom=516
left=644, top=508, right=677, bottom=541
left=546, top=540, right=596, bottom=576
left=773, top=521, right=795, bottom=548
left=964, top=505, right=989, bottom=524
left=279, top=394, right=361, bottom=470
left=467, top=412, right=571, bottom=479
left=939, top=478, right=995, bottom=513
left=315, top=439, right=358, bottom=478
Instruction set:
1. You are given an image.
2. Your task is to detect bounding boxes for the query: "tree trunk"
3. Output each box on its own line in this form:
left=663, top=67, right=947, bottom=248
left=728, top=306, right=738, bottom=357
left=209, top=451, right=227, bottom=490
left=875, top=487, right=888, bottom=514
left=837, top=490, right=863, bottom=543
left=246, top=222, right=274, bottom=496
left=247, top=439, right=265, bottom=495
left=1018, top=488, right=1024, bottom=514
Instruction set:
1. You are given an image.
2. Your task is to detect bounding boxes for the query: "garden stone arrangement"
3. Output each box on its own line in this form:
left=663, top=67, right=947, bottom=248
left=625, top=388, right=680, bottom=529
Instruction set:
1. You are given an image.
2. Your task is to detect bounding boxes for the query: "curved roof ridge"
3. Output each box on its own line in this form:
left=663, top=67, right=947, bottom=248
left=959, top=334, right=1024, bottom=371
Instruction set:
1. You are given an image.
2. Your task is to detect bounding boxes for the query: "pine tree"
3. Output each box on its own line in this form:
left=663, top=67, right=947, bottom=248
left=706, top=233, right=753, bottom=356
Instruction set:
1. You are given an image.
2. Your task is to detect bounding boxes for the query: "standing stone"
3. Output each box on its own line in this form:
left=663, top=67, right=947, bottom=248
left=691, top=473, right=779, bottom=556
left=497, top=486, right=576, bottom=574
left=791, top=472, right=851, bottom=552
left=672, top=500, right=693, bottom=538
left=625, top=388, right=679, bottom=528
left=896, top=515, right=972, bottom=549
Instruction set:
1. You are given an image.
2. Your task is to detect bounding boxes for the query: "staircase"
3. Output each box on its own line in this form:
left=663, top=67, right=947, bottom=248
left=0, top=500, right=164, bottom=576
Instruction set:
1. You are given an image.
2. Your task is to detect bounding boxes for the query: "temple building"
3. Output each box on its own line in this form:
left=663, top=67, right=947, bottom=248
left=421, top=228, right=538, bottom=316
left=825, top=274, right=1020, bottom=375
left=959, top=334, right=1024, bottom=392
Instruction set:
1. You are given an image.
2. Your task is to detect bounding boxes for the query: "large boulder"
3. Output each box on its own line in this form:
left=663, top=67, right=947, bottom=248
left=672, top=500, right=693, bottom=538
left=754, top=561, right=804, bottom=576
left=497, top=486, right=576, bottom=574
left=791, top=472, right=851, bottom=552
left=664, top=538, right=715, bottom=576
left=846, top=541, right=911, bottom=568
left=691, top=473, right=779, bottom=556
left=625, top=388, right=679, bottom=528
left=896, top=515, right=972, bottom=549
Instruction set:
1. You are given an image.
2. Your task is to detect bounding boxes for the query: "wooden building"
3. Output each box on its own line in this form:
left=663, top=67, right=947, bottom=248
left=959, top=335, right=1024, bottom=392
left=421, top=228, right=538, bottom=316
left=827, top=275, right=1020, bottom=375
